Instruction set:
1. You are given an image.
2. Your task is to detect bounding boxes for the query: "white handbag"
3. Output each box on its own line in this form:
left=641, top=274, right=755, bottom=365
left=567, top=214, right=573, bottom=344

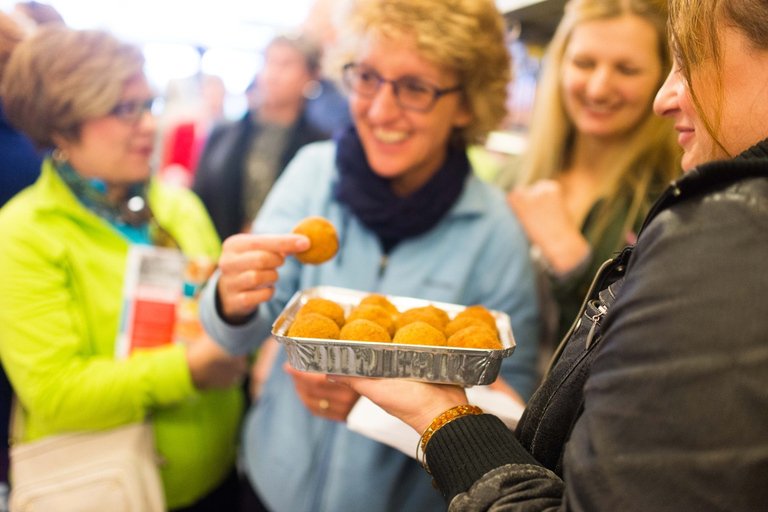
left=9, top=421, right=166, bottom=512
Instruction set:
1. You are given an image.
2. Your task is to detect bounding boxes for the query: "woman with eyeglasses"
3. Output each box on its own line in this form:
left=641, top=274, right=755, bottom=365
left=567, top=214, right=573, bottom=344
left=197, top=0, right=539, bottom=511
left=0, top=27, right=247, bottom=511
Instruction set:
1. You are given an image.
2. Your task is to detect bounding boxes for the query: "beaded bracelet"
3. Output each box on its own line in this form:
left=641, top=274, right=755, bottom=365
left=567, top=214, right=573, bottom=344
left=416, top=404, right=483, bottom=474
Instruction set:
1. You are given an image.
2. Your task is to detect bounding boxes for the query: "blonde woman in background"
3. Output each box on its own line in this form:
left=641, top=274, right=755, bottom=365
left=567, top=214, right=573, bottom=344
left=495, top=0, right=680, bottom=361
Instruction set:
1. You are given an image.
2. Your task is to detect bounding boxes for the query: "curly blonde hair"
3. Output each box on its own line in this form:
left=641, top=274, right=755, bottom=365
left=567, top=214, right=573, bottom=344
left=0, top=26, right=144, bottom=147
left=330, top=0, right=511, bottom=147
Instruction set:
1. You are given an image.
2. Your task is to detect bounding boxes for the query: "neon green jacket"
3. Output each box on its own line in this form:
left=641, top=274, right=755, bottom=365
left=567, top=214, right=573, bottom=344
left=0, top=160, right=244, bottom=509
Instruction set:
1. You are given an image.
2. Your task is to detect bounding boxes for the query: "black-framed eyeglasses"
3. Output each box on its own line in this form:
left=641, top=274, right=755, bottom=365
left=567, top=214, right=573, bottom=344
left=342, top=62, right=462, bottom=113
left=110, top=97, right=163, bottom=123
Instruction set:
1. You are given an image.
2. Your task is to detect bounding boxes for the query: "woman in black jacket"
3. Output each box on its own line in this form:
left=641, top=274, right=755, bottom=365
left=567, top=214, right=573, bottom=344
left=331, top=0, right=768, bottom=510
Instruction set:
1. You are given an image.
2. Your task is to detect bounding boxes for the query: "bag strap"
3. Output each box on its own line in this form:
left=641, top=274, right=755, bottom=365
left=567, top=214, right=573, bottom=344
left=9, top=396, right=25, bottom=446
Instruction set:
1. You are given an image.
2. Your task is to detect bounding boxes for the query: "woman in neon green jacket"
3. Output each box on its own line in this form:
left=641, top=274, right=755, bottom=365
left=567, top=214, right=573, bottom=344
left=0, top=27, right=246, bottom=510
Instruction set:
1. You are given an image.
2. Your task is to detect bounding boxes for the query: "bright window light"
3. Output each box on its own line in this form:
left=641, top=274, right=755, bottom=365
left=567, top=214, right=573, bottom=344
left=142, top=43, right=201, bottom=93
left=201, top=48, right=262, bottom=95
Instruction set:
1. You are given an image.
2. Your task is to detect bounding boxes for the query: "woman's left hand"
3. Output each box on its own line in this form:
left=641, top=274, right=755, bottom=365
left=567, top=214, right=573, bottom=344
left=283, top=363, right=361, bottom=422
left=328, top=375, right=469, bottom=433
left=507, top=180, right=590, bottom=274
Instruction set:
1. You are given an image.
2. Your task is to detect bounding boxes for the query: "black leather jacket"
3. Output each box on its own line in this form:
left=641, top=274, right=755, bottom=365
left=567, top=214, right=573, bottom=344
left=427, top=139, right=768, bottom=511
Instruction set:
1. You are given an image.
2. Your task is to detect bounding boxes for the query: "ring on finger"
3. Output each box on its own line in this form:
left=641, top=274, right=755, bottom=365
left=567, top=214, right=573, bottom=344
left=318, top=399, right=330, bottom=412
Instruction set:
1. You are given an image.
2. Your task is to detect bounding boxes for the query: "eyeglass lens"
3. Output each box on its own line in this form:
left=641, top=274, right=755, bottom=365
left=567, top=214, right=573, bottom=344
left=343, top=64, right=442, bottom=112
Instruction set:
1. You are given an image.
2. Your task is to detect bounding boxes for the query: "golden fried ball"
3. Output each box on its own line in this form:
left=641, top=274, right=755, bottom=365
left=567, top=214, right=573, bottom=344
left=444, top=316, right=495, bottom=338
left=392, top=321, right=446, bottom=347
left=296, top=297, right=346, bottom=328
left=395, top=306, right=448, bottom=332
left=453, top=305, right=498, bottom=334
left=339, top=319, right=392, bottom=343
left=446, top=325, right=502, bottom=350
left=291, top=216, right=339, bottom=265
left=358, top=294, right=399, bottom=317
left=287, top=312, right=340, bottom=339
left=347, top=304, right=396, bottom=336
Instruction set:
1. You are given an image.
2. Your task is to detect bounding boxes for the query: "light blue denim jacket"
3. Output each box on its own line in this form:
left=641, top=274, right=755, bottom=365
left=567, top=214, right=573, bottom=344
left=200, top=141, right=539, bottom=512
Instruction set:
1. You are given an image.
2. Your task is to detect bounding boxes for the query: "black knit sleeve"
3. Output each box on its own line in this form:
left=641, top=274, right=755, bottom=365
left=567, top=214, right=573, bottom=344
left=426, top=414, right=564, bottom=510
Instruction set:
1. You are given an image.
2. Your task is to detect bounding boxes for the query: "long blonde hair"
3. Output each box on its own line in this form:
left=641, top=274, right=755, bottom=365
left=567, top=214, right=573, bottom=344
left=519, top=0, right=680, bottom=246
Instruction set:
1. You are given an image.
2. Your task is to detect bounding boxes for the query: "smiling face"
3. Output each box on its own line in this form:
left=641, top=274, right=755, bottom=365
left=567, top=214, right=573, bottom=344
left=560, top=14, right=663, bottom=143
left=654, top=26, right=768, bottom=171
left=56, top=75, right=156, bottom=193
left=349, top=34, right=472, bottom=197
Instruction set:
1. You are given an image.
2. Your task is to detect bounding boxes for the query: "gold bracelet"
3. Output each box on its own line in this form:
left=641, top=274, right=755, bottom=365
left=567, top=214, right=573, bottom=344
left=417, top=404, right=483, bottom=474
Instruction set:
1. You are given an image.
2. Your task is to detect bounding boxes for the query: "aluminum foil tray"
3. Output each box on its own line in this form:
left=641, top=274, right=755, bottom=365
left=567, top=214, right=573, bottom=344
left=272, top=286, right=516, bottom=386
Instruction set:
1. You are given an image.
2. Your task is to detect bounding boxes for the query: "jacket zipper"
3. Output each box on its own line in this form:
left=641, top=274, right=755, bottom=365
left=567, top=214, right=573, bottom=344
left=585, top=302, right=608, bottom=349
left=378, top=255, right=389, bottom=278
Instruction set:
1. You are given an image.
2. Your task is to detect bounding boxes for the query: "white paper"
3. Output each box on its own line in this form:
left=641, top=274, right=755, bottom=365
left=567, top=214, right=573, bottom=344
left=346, top=385, right=525, bottom=459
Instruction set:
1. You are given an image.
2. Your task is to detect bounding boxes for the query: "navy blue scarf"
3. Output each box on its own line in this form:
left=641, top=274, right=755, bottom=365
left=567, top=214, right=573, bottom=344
left=333, top=126, right=470, bottom=253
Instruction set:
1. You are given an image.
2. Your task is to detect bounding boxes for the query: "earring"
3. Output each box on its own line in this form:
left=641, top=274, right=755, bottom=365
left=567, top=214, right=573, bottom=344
left=52, top=148, right=70, bottom=163
left=302, top=80, right=322, bottom=100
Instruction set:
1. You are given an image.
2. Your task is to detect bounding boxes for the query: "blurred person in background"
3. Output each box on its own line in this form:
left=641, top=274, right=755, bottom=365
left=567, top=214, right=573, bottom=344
left=0, top=11, right=42, bottom=512
left=301, top=0, right=353, bottom=136
left=198, top=0, right=540, bottom=510
left=494, top=0, right=680, bottom=372
left=193, top=33, right=330, bottom=241
left=0, top=11, right=40, bottom=206
left=158, top=72, right=227, bottom=187
left=0, top=26, right=246, bottom=512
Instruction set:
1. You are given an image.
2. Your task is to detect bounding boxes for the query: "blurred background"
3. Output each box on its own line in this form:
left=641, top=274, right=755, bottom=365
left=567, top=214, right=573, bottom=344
left=0, top=0, right=567, bottom=180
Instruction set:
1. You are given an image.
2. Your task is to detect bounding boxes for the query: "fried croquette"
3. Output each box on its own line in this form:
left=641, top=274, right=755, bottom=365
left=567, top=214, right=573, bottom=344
left=287, top=312, right=340, bottom=339
left=347, top=304, right=396, bottom=336
left=292, top=216, right=339, bottom=265
left=446, top=325, right=502, bottom=350
left=395, top=306, right=449, bottom=332
left=392, top=321, right=446, bottom=347
left=444, top=316, right=495, bottom=338
left=339, top=319, right=392, bottom=343
left=358, top=294, right=399, bottom=317
left=453, top=305, right=498, bottom=334
left=296, top=297, right=346, bottom=328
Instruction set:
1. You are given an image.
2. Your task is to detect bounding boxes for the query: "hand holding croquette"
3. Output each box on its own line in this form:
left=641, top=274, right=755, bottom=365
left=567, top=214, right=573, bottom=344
left=216, top=233, right=310, bottom=322
left=216, top=217, right=337, bottom=323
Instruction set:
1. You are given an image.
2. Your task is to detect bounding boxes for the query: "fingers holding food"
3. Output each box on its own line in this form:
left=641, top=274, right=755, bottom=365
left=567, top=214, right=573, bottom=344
left=217, top=233, right=310, bottom=321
